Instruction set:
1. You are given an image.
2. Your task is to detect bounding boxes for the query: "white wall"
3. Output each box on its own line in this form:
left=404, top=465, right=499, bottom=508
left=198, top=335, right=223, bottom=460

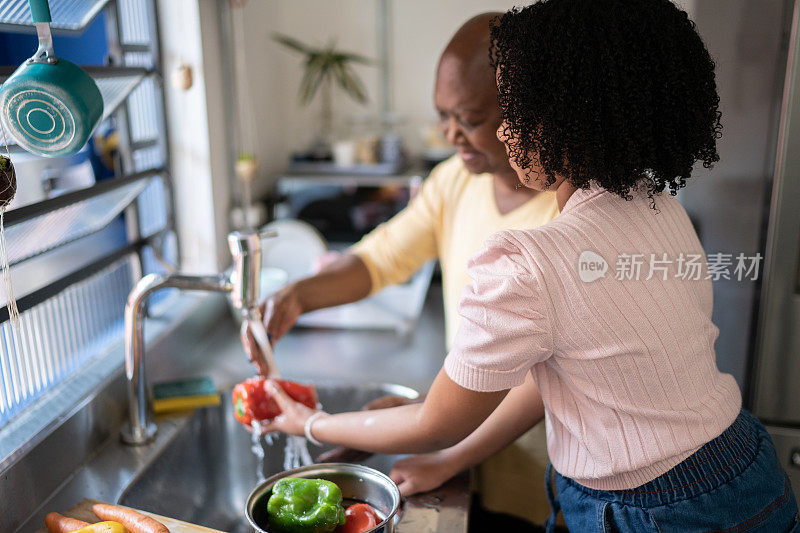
left=158, top=0, right=232, bottom=272
left=160, top=0, right=705, bottom=272
left=226, top=0, right=521, bottom=196
left=164, top=0, right=750, bottom=276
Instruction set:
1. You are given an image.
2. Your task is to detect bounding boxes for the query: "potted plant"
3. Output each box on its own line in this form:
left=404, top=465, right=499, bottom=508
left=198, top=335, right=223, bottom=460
left=235, top=152, right=258, bottom=184
left=0, top=155, right=16, bottom=207
left=273, top=33, right=373, bottom=158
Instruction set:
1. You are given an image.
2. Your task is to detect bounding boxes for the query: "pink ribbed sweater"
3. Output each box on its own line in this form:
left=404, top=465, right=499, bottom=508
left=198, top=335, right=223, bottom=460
left=444, top=184, right=741, bottom=490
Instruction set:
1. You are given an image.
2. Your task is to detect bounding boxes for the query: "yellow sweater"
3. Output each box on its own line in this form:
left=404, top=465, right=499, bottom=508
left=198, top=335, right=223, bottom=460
left=351, top=155, right=559, bottom=523
left=351, top=155, right=559, bottom=349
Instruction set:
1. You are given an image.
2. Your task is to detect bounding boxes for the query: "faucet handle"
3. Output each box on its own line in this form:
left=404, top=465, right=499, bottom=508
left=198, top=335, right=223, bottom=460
left=226, top=229, right=278, bottom=255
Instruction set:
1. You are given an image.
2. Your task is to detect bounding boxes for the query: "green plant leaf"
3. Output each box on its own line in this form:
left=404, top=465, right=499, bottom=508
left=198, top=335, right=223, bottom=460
left=299, top=59, right=328, bottom=105
left=333, top=52, right=374, bottom=65
left=272, top=33, right=313, bottom=55
left=271, top=33, right=373, bottom=106
left=334, top=62, right=368, bottom=104
left=303, top=51, right=325, bottom=71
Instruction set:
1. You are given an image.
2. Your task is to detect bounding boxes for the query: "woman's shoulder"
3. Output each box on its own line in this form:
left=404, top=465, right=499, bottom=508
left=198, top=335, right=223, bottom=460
left=480, top=229, right=533, bottom=258
left=489, top=223, right=565, bottom=258
left=490, top=188, right=697, bottom=275
left=526, top=186, right=689, bottom=237
left=464, top=231, right=544, bottom=285
left=470, top=230, right=554, bottom=285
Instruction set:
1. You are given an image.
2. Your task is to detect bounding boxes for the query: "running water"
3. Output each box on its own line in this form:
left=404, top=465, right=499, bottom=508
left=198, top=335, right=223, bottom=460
left=244, top=317, right=280, bottom=378
left=250, top=420, right=266, bottom=483
left=0, top=208, right=19, bottom=327
left=250, top=409, right=317, bottom=479
left=243, top=323, right=317, bottom=476
left=250, top=428, right=314, bottom=479
left=283, top=435, right=314, bottom=471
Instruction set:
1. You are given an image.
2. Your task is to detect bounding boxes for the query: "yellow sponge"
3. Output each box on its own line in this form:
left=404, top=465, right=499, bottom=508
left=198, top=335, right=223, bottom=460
left=152, top=377, right=221, bottom=414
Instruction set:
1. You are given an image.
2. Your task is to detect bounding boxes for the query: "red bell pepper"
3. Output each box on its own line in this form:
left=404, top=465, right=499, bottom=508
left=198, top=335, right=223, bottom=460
left=232, top=377, right=318, bottom=426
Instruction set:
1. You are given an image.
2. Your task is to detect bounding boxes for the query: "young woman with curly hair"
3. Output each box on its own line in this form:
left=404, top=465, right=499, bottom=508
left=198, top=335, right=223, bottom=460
left=260, top=1, right=799, bottom=530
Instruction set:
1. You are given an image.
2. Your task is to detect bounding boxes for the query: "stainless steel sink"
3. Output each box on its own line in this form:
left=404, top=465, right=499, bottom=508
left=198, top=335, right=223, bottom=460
left=118, top=383, right=418, bottom=533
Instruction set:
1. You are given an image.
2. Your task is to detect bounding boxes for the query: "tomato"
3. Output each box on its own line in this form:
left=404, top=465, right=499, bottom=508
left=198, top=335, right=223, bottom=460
left=232, top=378, right=318, bottom=426
left=336, top=503, right=381, bottom=533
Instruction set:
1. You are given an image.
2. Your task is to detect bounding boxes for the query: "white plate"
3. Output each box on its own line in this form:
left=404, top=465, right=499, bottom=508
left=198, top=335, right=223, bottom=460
left=260, top=219, right=327, bottom=282
left=259, top=267, right=290, bottom=298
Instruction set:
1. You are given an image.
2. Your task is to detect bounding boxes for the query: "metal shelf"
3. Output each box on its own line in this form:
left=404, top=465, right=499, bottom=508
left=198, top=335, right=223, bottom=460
left=4, top=168, right=164, bottom=266
left=0, top=0, right=112, bottom=33
left=87, top=66, right=151, bottom=124
left=276, top=172, right=425, bottom=190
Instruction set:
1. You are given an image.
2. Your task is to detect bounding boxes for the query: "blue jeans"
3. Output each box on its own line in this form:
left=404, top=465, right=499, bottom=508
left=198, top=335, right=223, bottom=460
left=545, top=410, right=799, bottom=532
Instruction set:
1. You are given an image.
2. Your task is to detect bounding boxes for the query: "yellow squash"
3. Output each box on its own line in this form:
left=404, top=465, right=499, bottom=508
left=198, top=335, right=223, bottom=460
left=70, top=521, right=129, bottom=533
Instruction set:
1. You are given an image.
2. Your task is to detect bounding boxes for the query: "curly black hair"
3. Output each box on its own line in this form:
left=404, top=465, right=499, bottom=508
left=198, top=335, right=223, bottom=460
left=490, top=0, right=722, bottom=199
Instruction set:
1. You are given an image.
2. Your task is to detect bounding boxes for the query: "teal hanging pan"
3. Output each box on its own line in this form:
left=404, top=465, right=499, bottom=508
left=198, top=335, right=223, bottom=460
left=0, top=0, right=104, bottom=158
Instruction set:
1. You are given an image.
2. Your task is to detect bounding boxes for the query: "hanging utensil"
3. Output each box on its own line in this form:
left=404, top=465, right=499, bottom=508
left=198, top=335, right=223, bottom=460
left=0, top=0, right=103, bottom=158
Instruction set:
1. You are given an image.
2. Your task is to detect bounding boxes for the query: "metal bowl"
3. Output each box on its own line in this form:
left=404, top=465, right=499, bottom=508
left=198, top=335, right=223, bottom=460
left=245, top=463, right=402, bottom=533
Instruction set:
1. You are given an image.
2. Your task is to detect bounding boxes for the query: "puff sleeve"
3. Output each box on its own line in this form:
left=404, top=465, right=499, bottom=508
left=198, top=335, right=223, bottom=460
left=444, top=233, right=553, bottom=391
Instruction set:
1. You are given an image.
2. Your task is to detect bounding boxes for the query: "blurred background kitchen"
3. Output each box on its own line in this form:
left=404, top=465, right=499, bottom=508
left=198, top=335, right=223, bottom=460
left=1, top=1, right=800, bottom=532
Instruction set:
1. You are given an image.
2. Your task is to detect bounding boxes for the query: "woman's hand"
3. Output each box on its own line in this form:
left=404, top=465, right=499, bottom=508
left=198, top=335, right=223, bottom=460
left=389, top=451, right=465, bottom=497
left=239, top=254, right=374, bottom=376
left=263, top=285, right=306, bottom=342
left=258, top=379, right=320, bottom=437
left=240, top=285, right=305, bottom=376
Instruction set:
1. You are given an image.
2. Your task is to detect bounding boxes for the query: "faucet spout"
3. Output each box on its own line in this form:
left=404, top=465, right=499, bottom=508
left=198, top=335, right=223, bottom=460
left=227, top=230, right=277, bottom=312
left=120, top=229, right=277, bottom=446
left=121, top=273, right=232, bottom=445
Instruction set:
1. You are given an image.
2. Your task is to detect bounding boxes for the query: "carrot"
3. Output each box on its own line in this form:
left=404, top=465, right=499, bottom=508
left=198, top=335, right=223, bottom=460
left=45, top=512, right=90, bottom=533
left=91, top=504, right=169, bottom=533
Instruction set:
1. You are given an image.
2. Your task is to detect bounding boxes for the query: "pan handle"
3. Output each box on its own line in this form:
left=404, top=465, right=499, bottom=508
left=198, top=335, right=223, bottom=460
left=27, top=0, right=56, bottom=64
left=28, top=0, right=51, bottom=23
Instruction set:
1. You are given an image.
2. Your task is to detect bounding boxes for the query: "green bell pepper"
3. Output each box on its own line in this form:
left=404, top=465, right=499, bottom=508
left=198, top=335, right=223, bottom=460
left=267, top=477, right=347, bottom=533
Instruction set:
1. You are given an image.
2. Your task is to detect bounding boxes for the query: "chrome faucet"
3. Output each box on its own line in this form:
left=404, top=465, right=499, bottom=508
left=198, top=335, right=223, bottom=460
left=120, top=229, right=276, bottom=445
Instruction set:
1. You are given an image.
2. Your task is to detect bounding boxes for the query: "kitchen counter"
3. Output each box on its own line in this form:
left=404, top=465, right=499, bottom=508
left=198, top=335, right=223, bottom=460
left=11, top=284, right=469, bottom=533
left=147, top=285, right=447, bottom=396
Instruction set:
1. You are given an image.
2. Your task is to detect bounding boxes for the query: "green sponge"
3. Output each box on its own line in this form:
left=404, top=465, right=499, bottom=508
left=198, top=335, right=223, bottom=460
left=152, top=376, right=220, bottom=414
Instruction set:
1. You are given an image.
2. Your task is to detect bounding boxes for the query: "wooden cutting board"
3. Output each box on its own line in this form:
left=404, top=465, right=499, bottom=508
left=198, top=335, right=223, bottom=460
left=35, top=498, right=228, bottom=533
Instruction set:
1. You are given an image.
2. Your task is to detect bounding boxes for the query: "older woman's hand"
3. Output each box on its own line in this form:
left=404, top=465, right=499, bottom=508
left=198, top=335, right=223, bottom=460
left=389, top=451, right=464, bottom=497
left=240, top=286, right=305, bottom=374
